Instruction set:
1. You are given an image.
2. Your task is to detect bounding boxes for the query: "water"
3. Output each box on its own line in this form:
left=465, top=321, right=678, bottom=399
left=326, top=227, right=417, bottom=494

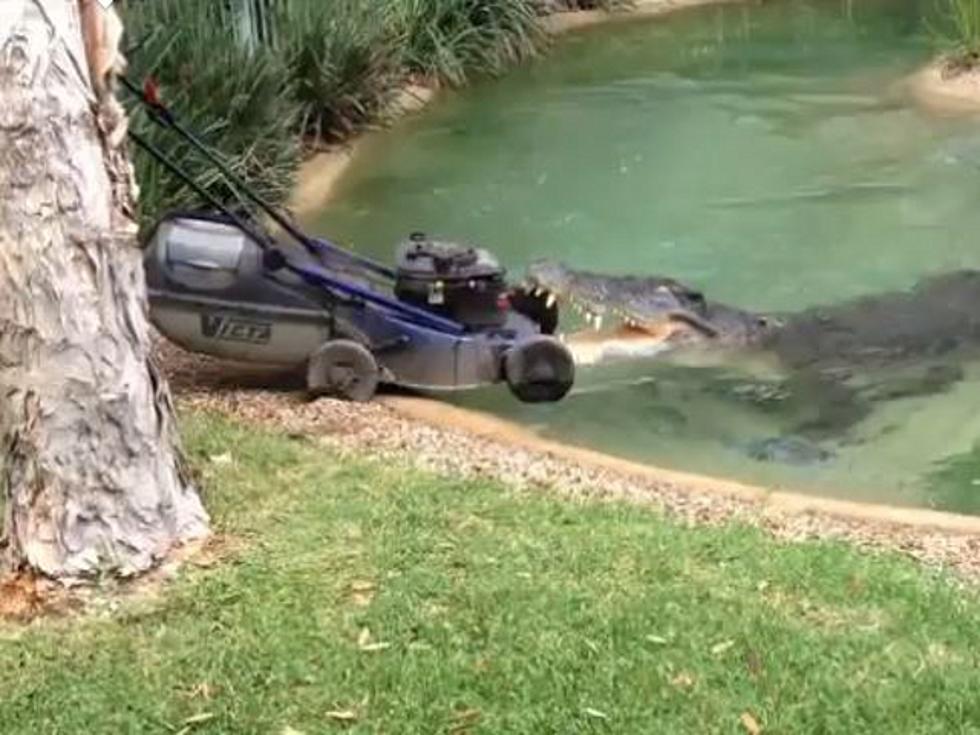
left=310, top=0, right=980, bottom=512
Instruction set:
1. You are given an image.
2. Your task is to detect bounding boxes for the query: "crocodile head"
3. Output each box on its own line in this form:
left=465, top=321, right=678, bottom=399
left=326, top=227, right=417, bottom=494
left=521, top=260, right=777, bottom=363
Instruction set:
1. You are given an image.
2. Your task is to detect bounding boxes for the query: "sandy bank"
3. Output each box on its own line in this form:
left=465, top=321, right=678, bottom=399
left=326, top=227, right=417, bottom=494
left=905, top=58, right=980, bottom=117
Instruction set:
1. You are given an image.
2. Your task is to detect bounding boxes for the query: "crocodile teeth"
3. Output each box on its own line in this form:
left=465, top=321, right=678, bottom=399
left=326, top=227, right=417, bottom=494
left=546, top=293, right=557, bottom=309
left=533, top=287, right=544, bottom=297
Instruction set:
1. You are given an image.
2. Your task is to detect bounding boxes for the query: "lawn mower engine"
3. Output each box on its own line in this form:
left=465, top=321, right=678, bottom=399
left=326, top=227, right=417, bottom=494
left=393, top=232, right=509, bottom=330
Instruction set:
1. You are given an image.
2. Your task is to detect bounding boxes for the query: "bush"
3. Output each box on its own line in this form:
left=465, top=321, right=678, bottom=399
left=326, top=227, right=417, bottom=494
left=930, top=0, right=980, bottom=73
left=121, top=0, right=302, bottom=233
left=384, top=0, right=546, bottom=87
left=276, top=0, right=404, bottom=143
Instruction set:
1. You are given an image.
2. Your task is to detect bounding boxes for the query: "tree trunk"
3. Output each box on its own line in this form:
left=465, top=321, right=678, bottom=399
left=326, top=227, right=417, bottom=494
left=0, top=0, right=209, bottom=580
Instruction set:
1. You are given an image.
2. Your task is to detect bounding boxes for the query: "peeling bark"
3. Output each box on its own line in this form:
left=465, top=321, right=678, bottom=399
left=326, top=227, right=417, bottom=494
left=0, top=0, right=209, bottom=581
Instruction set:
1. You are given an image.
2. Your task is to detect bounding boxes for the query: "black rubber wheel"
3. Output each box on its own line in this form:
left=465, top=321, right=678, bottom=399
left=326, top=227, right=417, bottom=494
left=504, top=336, right=575, bottom=403
left=306, top=339, right=379, bottom=402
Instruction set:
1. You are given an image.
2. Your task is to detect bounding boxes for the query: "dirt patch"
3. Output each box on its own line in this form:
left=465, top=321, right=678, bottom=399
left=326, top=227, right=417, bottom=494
left=0, top=573, right=79, bottom=623
left=156, top=337, right=980, bottom=581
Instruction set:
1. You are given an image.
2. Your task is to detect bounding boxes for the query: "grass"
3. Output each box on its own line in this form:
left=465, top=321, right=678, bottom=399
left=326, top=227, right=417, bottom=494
left=4, top=412, right=980, bottom=733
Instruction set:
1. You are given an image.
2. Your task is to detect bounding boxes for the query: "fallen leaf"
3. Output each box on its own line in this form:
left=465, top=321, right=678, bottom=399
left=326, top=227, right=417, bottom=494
left=740, top=711, right=762, bottom=734
left=670, top=672, right=696, bottom=689
left=179, top=682, right=216, bottom=700
left=359, top=642, right=391, bottom=652
left=281, top=728, right=306, bottom=735
left=209, top=453, right=233, bottom=465
left=449, top=707, right=481, bottom=731
left=174, top=712, right=215, bottom=734
left=645, top=635, right=669, bottom=645
left=349, top=581, right=376, bottom=607
left=583, top=707, right=609, bottom=720
left=712, top=640, right=735, bottom=655
left=325, top=710, right=358, bottom=722
left=181, top=713, right=215, bottom=726
left=357, top=627, right=372, bottom=647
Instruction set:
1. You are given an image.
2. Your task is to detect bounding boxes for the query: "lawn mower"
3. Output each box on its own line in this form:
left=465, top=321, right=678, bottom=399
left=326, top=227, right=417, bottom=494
left=125, top=78, right=573, bottom=403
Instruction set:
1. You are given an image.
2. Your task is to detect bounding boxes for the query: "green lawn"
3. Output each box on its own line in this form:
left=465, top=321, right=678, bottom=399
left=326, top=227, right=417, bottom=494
left=3, top=413, right=980, bottom=734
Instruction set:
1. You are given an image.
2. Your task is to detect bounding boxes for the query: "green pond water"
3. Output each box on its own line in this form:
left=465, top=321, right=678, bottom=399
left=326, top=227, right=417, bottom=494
left=311, top=0, right=980, bottom=512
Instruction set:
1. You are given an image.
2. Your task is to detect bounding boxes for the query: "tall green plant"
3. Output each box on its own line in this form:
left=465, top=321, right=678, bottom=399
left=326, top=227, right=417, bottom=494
left=385, top=0, right=546, bottom=87
left=929, top=0, right=980, bottom=70
left=121, top=0, right=301, bottom=232
left=276, top=0, right=404, bottom=143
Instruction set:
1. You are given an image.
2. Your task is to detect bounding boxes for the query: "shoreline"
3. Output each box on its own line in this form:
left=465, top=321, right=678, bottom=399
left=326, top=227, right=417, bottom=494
left=381, top=395, right=980, bottom=536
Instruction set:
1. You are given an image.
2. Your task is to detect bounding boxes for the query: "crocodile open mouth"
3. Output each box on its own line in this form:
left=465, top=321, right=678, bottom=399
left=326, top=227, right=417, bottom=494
left=518, top=259, right=720, bottom=338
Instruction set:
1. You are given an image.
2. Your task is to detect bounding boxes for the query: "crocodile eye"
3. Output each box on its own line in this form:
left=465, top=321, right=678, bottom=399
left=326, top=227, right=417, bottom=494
left=757, top=316, right=781, bottom=329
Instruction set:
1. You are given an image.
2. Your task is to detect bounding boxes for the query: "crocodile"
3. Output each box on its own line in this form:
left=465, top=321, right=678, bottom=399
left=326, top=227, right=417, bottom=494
left=519, top=260, right=980, bottom=459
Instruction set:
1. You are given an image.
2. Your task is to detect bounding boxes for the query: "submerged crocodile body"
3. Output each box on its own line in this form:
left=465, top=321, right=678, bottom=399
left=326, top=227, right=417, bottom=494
left=520, top=261, right=980, bottom=461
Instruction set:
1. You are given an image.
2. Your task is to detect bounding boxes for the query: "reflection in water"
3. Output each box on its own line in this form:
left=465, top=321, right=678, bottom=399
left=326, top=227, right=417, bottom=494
left=311, top=0, right=980, bottom=511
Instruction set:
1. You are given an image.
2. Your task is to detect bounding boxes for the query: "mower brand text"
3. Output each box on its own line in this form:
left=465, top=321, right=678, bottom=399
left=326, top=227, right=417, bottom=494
left=201, top=314, right=272, bottom=344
